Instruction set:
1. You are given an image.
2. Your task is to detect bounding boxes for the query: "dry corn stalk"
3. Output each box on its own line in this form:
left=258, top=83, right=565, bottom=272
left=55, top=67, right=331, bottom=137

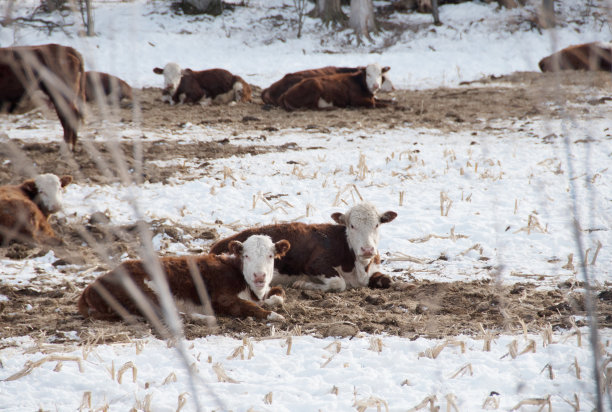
left=482, top=392, right=500, bottom=410
left=478, top=324, right=496, bottom=352
left=562, top=253, right=575, bottom=271
left=561, top=394, right=580, bottom=411
left=440, top=191, right=452, bottom=216
left=212, top=362, right=239, bottom=383
left=163, top=372, right=177, bottom=385
left=407, top=395, right=438, bottom=412
left=331, top=386, right=339, bottom=395
left=354, top=395, right=389, bottom=412
left=176, top=392, right=189, bottom=412
left=419, top=342, right=447, bottom=359
left=514, top=213, right=547, bottom=235
left=446, top=393, right=459, bottom=412
left=369, top=337, right=383, bottom=353
left=79, top=391, right=92, bottom=411
left=519, top=339, right=537, bottom=356
left=541, top=324, right=553, bottom=347
left=501, top=340, right=518, bottom=360
left=356, top=153, right=369, bottom=180
left=264, top=392, right=273, bottom=405
left=3, top=355, right=84, bottom=381
left=117, top=361, right=137, bottom=384
left=449, top=363, right=473, bottom=379
left=510, top=395, right=551, bottom=411
left=285, top=336, right=293, bottom=355
left=332, top=184, right=363, bottom=207
left=572, top=357, right=582, bottom=380
left=540, top=363, right=555, bottom=380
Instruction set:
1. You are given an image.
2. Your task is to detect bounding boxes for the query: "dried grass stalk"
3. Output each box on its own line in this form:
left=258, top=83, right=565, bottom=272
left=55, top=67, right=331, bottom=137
left=285, top=336, right=293, bottom=355
left=212, top=363, right=239, bottom=383
left=163, top=372, right=177, bottom=385
left=419, top=342, right=447, bottom=359
left=449, top=363, right=473, bottom=379
left=540, top=363, right=555, bottom=380
left=176, top=392, right=189, bottom=412
left=519, top=339, right=536, bottom=355
left=79, top=391, right=92, bottom=411
left=117, top=361, right=137, bottom=384
left=446, top=393, right=459, bottom=412
left=354, top=395, right=389, bottom=412
left=482, top=393, right=500, bottom=410
left=369, top=337, right=383, bottom=353
left=3, top=355, right=84, bottom=381
left=561, top=394, right=580, bottom=411
left=407, top=395, right=437, bottom=412
left=510, top=395, right=551, bottom=411
left=264, top=392, right=273, bottom=405
left=562, top=253, right=575, bottom=271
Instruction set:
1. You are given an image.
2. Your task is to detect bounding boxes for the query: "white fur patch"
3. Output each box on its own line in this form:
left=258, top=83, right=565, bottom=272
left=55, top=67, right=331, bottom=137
left=318, top=98, right=334, bottom=109
left=237, top=287, right=255, bottom=302
left=34, top=174, right=63, bottom=213
left=293, top=276, right=346, bottom=292
left=267, top=311, right=285, bottom=321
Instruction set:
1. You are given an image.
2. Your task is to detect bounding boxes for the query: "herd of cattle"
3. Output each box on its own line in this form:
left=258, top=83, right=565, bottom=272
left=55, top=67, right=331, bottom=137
left=0, top=39, right=611, bottom=325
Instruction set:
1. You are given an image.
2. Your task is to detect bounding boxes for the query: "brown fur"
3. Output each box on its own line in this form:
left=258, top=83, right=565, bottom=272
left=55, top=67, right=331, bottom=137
left=210, top=222, right=391, bottom=289
left=262, top=66, right=393, bottom=106
left=278, top=70, right=386, bottom=111
left=0, top=44, right=86, bottom=149
left=539, top=42, right=612, bottom=72
left=85, top=71, right=132, bottom=103
left=0, top=175, right=72, bottom=245
left=78, top=252, right=286, bottom=322
left=153, top=67, right=252, bottom=104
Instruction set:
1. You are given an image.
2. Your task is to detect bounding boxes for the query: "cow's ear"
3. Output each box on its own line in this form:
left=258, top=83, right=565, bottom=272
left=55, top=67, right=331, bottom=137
left=60, top=175, right=73, bottom=187
left=153, top=67, right=164, bottom=74
left=274, top=240, right=291, bottom=258
left=228, top=240, right=244, bottom=256
left=19, top=179, right=38, bottom=199
left=331, top=212, right=347, bottom=225
left=379, top=211, right=397, bottom=224
left=382, top=66, right=391, bottom=73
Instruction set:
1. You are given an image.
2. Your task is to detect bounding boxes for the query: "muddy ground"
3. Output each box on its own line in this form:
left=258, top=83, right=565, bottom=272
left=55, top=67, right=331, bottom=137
left=0, top=71, right=610, bottom=345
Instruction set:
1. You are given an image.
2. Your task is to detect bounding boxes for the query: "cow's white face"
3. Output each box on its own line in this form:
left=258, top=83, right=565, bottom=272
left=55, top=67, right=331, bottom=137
left=34, top=174, right=63, bottom=213
left=332, top=202, right=397, bottom=261
left=160, top=62, right=182, bottom=99
left=365, top=63, right=384, bottom=94
left=229, top=235, right=290, bottom=299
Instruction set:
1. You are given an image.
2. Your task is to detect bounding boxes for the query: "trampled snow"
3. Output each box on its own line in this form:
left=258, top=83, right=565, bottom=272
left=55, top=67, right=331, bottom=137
left=0, top=1, right=611, bottom=411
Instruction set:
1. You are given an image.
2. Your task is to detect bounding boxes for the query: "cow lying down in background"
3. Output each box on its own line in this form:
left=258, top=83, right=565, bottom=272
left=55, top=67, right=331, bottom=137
left=261, top=65, right=394, bottom=106
left=78, top=235, right=290, bottom=322
left=539, top=42, right=612, bottom=72
left=153, top=62, right=252, bottom=105
left=0, top=174, right=72, bottom=246
left=210, top=202, right=397, bottom=292
left=85, top=71, right=133, bottom=104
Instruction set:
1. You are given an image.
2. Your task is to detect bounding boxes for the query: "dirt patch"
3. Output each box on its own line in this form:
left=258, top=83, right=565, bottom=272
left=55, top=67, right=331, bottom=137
left=0, top=279, right=609, bottom=345
left=1, top=70, right=611, bottom=345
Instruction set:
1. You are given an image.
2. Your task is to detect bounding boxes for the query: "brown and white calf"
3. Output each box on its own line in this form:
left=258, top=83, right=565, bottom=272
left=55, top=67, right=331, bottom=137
left=539, top=42, right=612, bottom=72
left=210, top=203, right=397, bottom=292
left=0, top=43, right=85, bottom=150
left=152, top=63, right=252, bottom=105
left=277, top=63, right=390, bottom=111
left=0, top=174, right=73, bottom=246
left=78, top=235, right=291, bottom=322
left=85, top=71, right=133, bottom=103
left=262, top=65, right=393, bottom=106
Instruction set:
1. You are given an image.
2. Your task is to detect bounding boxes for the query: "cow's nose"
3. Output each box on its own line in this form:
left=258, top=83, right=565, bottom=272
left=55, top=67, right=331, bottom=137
left=360, top=246, right=375, bottom=257
left=253, top=273, right=266, bottom=283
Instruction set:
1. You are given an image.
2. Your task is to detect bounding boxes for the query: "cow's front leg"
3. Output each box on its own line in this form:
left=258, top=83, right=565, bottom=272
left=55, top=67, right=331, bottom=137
left=368, top=272, right=392, bottom=288
left=262, top=286, right=286, bottom=307
left=293, top=275, right=347, bottom=292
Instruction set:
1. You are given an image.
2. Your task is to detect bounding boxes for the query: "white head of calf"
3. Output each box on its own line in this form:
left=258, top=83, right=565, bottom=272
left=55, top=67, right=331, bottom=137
left=229, top=235, right=291, bottom=299
left=155, top=62, right=182, bottom=103
left=365, top=64, right=390, bottom=94
left=332, top=202, right=397, bottom=261
left=34, top=174, right=68, bottom=215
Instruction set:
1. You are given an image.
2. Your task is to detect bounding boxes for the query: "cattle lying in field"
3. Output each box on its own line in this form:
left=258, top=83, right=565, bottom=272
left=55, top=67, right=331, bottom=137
left=210, top=203, right=397, bottom=292
left=0, top=43, right=85, bottom=150
left=78, top=235, right=291, bottom=322
left=153, top=63, right=252, bottom=105
left=539, top=42, right=612, bottom=72
left=0, top=174, right=73, bottom=246
left=262, top=65, right=394, bottom=106
left=276, top=63, right=390, bottom=110
left=85, top=71, right=133, bottom=104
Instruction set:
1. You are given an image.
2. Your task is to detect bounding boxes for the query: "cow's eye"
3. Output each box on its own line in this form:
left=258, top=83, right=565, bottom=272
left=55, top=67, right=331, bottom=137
left=244, top=255, right=249, bottom=259
left=269, top=255, right=273, bottom=259
left=350, top=224, right=355, bottom=229
left=376, top=224, right=379, bottom=228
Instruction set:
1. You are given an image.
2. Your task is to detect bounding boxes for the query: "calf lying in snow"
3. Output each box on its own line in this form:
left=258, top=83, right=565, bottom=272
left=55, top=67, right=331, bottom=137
left=78, top=235, right=291, bottom=322
left=153, top=63, right=252, bottom=105
left=210, top=203, right=397, bottom=292
left=0, top=174, right=72, bottom=246
left=538, top=42, right=612, bottom=72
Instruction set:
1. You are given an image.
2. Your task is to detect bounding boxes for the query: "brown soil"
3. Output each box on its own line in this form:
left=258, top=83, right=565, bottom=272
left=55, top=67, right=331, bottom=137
left=0, top=70, right=610, bottom=344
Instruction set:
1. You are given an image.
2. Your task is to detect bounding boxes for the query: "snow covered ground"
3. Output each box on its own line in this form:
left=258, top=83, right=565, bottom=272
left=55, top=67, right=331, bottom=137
left=1, top=0, right=611, bottom=411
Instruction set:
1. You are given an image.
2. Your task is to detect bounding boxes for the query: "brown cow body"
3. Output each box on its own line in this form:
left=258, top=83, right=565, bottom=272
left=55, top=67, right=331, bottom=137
left=0, top=44, right=85, bottom=149
left=153, top=63, right=251, bottom=105
left=210, top=203, right=398, bottom=292
left=262, top=65, right=393, bottom=106
left=78, top=235, right=290, bottom=322
left=0, top=174, right=72, bottom=245
left=539, top=42, right=612, bottom=72
left=277, top=64, right=389, bottom=111
left=85, top=71, right=133, bottom=103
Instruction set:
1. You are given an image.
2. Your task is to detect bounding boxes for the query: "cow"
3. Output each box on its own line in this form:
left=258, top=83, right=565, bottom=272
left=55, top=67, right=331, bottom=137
left=152, top=63, right=252, bottom=105
left=210, top=203, right=397, bottom=292
left=0, top=44, right=86, bottom=150
left=0, top=174, right=73, bottom=246
left=262, top=65, right=394, bottom=106
left=78, top=235, right=291, bottom=322
left=277, top=63, right=390, bottom=111
left=85, top=71, right=133, bottom=104
left=538, top=42, right=612, bottom=72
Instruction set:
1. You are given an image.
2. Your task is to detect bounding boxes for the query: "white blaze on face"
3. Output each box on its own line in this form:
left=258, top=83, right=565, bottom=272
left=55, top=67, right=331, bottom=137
left=160, top=62, right=182, bottom=99
left=239, top=235, right=279, bottom=300
left=34, top=174, right=63, bottom=213
left=365, top=63, right=384, bottom=94
left=333, top=202, right=397, bottom=261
